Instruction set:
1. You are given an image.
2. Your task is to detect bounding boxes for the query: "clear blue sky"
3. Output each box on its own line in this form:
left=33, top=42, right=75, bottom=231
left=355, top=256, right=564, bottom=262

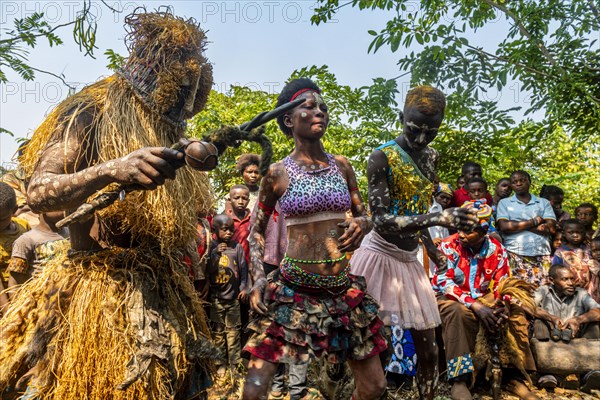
left=0, top=1, right=529, bottom=165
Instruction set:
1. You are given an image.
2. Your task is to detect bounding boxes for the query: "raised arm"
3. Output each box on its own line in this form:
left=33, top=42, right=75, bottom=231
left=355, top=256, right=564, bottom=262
left=27, top=111, right=184, bottom=213
left=334, top=155, right=372, bottom=252
left=248, top=162, right=286, bottom=313
left=368, top=149, right=477, bottom=234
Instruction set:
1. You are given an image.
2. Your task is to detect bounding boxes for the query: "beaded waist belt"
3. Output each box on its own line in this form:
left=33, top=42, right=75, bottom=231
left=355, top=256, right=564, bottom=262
left=280, top=254, right=350, bottom=290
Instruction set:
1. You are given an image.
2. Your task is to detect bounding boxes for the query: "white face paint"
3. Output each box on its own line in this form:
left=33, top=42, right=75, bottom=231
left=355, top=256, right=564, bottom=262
left=313, top=92, right=327, bottom=113
left=301, top=112, right=308, bottom=118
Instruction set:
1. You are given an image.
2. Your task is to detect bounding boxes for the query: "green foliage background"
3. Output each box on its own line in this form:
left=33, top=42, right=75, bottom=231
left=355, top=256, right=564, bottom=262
left=2, top=1, right=597, bottom=216
left=188, top=65, right=599, bottom=215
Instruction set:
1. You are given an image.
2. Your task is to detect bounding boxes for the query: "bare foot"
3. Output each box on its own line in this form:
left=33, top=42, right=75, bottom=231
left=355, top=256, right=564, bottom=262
left=505, top=379, right=540, bottom=400
left=451, top=381, right=473, bottom=400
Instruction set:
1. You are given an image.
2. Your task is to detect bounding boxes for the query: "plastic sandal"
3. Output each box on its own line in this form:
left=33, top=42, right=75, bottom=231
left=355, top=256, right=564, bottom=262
left=550, top=327, right=561, bottom=341
left=268, top=391, right=286, bottom=400
left=561, top=328, right=573, bottom=343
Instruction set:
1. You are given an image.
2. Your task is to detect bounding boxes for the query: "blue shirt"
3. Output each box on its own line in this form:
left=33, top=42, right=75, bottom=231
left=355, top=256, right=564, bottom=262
left=496, top=194, right=555, bottom=256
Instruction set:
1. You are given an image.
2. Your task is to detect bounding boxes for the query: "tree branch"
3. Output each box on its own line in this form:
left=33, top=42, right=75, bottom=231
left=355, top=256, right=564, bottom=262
left=481, top=0, right=560, bottom=68
left=587, top=0, right=600, bottom=21
left=29, top=66, right=76, bottom=90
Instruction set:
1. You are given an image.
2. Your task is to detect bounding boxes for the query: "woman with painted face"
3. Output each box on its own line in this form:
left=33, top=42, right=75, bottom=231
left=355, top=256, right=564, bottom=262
left=350, top=86, right=478, bottom=400
left=243, top=78, right=388, bottom=400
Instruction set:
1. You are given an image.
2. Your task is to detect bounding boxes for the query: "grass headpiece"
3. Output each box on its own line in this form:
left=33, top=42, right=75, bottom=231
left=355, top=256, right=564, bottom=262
left=119, top=8, right=213, bottom=125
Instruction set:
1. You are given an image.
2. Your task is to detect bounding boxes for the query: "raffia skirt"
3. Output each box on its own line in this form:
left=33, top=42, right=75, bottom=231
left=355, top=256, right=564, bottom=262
left=350, top=230, right=441, bottom=330
left=243, top=266, right=388, bottom=364
left=0, top=243, right=217, bottom=400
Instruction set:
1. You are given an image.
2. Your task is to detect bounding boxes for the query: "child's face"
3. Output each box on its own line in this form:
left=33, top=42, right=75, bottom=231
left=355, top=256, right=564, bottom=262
left=495, top=180, right=512, bottom=199
left=552, top=232, right=562, bottom=250
left=576, top=207, right=596, bottom=227
left=435, top=192, right=453, bottom=209
left=215, top=222, right=234, bottom=242
left=549, top=195, right=564, bottom=216
left=242, top=164, right=261, bottom=187
left=467, top=182, right=487, bottom=201
left=457, top=176, right=465, bottom=189
left=230, top=188, right=250, bottom=213
left=562, top=223, right=585, bottom=246
left=0, top=204, right=16, bottom=231
left=463, top=166, right=482, bottom=183
left=591, top=241, right=600, bottom=261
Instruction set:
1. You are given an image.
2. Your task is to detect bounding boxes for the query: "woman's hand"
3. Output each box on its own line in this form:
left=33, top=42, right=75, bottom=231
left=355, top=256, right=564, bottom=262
left=249, top=278, right=269, bottom=314
left=338, top=216, right=372, bottom=252
left=439, top=207, right=479, bottom=231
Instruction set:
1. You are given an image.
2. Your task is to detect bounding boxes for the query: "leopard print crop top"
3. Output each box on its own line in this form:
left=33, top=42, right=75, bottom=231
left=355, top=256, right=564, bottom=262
left=279, top=153, right=351, bottom=226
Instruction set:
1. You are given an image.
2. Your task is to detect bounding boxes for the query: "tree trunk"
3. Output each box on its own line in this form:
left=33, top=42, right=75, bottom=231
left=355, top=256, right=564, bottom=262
left=531, top=338, right=600, bottom=374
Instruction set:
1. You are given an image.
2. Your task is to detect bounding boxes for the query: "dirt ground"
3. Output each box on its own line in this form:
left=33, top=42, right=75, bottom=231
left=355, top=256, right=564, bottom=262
left=207, top=362, right=600, bottom=400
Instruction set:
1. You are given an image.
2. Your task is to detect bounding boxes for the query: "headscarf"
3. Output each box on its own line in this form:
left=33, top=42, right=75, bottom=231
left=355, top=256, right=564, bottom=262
left=434, top=182, right=453, bottom=197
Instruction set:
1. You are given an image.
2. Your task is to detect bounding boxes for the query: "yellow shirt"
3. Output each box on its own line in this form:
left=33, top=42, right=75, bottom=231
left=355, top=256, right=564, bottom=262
left=0, top=217, right=31, bottom=281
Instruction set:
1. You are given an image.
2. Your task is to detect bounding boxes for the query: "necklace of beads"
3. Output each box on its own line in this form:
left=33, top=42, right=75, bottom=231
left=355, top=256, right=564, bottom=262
left=280, top=257, right=350, bottom=289
left=283, top=253, right=346, bottom=265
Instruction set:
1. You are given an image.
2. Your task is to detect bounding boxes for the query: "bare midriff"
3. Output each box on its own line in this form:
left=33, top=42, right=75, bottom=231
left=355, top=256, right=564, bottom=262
left=380, top=231, right=420, bottom=252
left=285, top=217, right=348, bottom=275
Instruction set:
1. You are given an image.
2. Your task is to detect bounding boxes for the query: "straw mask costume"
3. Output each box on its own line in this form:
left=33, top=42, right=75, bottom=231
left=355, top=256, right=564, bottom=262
left=1, top=10, right=219, bottom=400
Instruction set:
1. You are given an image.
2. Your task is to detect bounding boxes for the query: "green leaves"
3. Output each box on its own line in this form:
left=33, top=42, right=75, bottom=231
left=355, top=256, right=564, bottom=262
left=105, top=49, right=125, bottom=72
left=311, top=0, right=600, bottom=142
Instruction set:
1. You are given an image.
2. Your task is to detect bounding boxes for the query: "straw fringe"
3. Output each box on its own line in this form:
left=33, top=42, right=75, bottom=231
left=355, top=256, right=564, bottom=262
left=21, top=75, right=214, bottom=253
left=0, top=244, right=217, bottom=399
left=473, top=277, right=536, bottom=384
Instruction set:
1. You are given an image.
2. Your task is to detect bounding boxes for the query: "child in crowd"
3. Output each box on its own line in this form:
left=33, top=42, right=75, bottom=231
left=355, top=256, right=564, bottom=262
left=465, top=177, right=502, bottom=242
left=552, top=231, right=563, bottom=255
left=7, top=211, right=68, bottom=295
left=465, top=177, right=489, bottom=204
left=456, top=175, right=465, bottom=190
left=553, top=219, right=599, bottom=302
left=236, top=153, right=261, bottom=211
left=540, top=185, right=570, bottom=226
left=576, top=203, right=598, bottom=243
left=225, top=184, right=252, bottom=349
left=452, top=161, right=493, bottom=206
left=493, top=177, right=512, bottom=207
left=429, top=183, right=453, bottom=246
left=223, top=154, right=261, bottom=213
left=592, top=237, right=600, bottom=299
left=226, top=184, right=251, bottom=264
left=208, top=214, right=248, bottom=380
left=0, top=182, right=30, bottom=311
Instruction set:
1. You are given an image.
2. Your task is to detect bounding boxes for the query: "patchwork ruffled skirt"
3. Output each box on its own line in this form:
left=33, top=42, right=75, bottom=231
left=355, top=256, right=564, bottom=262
left=243, top=269, right=388, bottom=364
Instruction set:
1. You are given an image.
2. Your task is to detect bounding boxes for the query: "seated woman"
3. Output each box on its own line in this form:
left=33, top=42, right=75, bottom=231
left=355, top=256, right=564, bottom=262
left=242, top=78, right=388, bottom=400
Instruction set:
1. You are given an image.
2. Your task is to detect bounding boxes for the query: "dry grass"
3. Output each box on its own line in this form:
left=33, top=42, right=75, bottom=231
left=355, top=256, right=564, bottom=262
left=0, top=245, right=216, bottom=399
left=207, top=361, right=600, bottom=400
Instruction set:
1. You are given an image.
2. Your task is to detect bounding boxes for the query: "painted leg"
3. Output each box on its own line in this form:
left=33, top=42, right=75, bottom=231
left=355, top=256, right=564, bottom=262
left=242, top=356, right=278, bottom=400
left=348, top=355, right=387, bottom=400
left=410, top=328, right=438, bottom=400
